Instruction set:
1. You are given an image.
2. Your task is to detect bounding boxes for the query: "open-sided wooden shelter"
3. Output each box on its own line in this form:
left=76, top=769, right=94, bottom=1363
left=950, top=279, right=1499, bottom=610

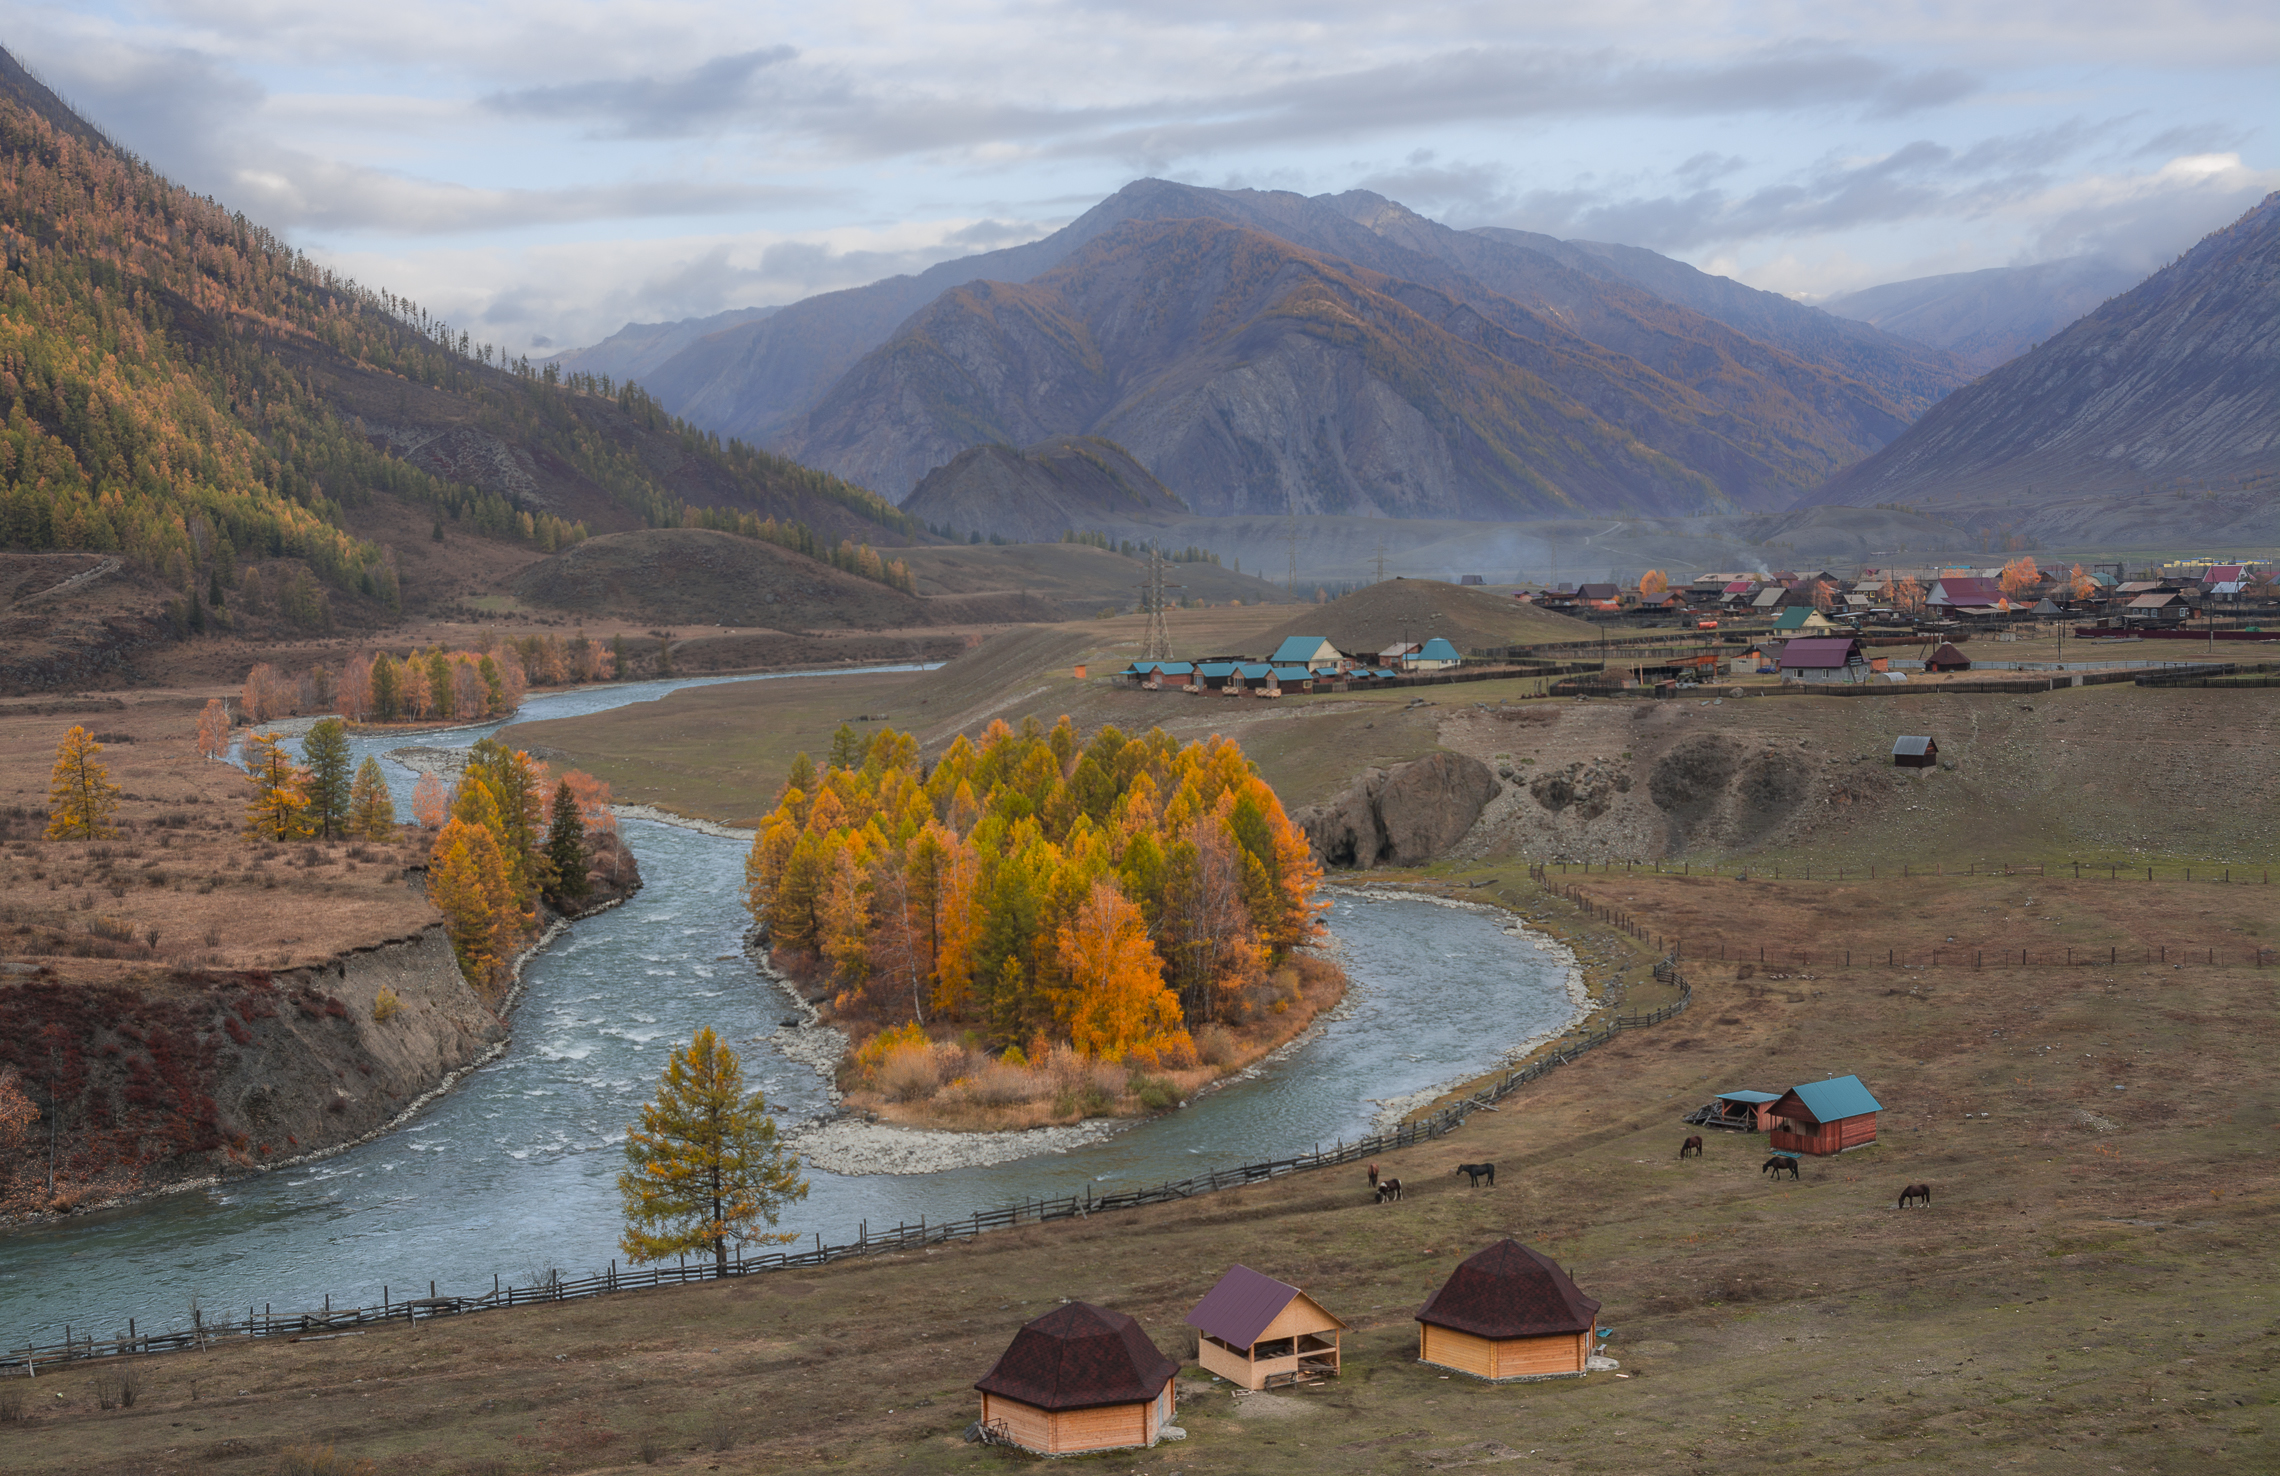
left=973, top=1302, right=1178, bottom=1455
left=1767, top=1074, right=1882, bottom=1155
left=1186, top=1264, right=1346, bottom=1389
left=1684, top=1087, right=1782, bottom=1131
left=1416, top=1240, right=1602, bottom=1382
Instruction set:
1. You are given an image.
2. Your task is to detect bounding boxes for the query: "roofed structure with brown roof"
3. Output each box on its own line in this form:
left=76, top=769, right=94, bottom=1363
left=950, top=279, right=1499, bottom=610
left=1417, top=1240, right=1602, bottom=1341
left=974, top=1302, right=1179, bottom=1454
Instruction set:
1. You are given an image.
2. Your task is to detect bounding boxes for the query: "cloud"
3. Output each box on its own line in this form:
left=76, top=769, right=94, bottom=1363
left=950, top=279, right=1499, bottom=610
left=483, top=46, right=805, bottom=139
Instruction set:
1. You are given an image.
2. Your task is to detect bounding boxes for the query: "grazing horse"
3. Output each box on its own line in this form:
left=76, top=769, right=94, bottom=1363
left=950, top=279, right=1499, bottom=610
left=1375, top=1177, right=1404, bottom=1203
left=1368, top=1162, right=1380, bottom=1190
left=1679, top=1135, right=1705, bottom=1159
left=1897, top=1183, right=1932, bottom=1209
left=1454, top=1162, right=1496, bottom=1188
left=1761, top=1154, right=1800, bottom=1180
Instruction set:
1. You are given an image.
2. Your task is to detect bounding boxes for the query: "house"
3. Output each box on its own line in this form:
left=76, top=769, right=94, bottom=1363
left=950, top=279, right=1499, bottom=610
left=1459, top=574, right=1485, bottom=586
left=1778, top=636, right=1865, bottom=682
left=1635, top=591, right=1681, bottom=613
left=1767, top=1074, right=1882, bottom=1155
left=1411, top=637, right=1464, bottom=671
left=1269, top=636, right=1344, bottom=672
left=974, top=1302, right=1179, bottom=1455
left=1269, top=664, right=1315, bottom=694
left=2126, top=591, right=2190, bottom=623
left=1927, top=576, right=2006, bottom=613
left=1891, top=736, right=1938, bottom=768
left=1416, top=1240, right=1602, bottom=1382
left=1683, top=1088, right=1783, bottom=1132
left=1186, top=1265, right=1347, bottom=1390
left=1771, top=607, right=1836, bottom=633
left=1195, top=660, right=1239, bottom=691
left=1575, top=582, right=1622, bottom=610
left=1751, top=585, right=1794, bottom=615
left=1925, top=643, right=1971, bottom=672
left=1143, top=661, right=1195, bottom=690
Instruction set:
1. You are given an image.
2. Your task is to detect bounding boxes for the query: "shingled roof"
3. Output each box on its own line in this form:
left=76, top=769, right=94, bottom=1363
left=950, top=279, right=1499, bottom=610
left=1185, top=1264, right=1345, bottom=1349
left=1416, top=1240, right=1601, bottom=1340
left=974, top=1303, right=1177, bottom=1411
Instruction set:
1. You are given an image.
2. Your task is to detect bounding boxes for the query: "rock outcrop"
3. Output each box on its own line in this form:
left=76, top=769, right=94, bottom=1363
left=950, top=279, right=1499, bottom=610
left=1299, top=751, right=1501, bottom=868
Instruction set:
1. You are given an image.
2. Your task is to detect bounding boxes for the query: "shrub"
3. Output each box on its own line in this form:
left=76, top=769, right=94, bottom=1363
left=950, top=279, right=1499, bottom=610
left=273, top=1446, right=377, bottom=1476
left=1128, top=1073, right=1180, bottom=1112
left=959, top=1061, right=1045, bottom=1107
left=371, top=986, right=401, bottom=1023
left=877, top=1044, right=941, bottom=1103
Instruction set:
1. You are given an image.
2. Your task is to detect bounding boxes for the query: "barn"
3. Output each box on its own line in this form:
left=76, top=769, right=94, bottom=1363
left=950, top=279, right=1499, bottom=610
left=1416, top=1240, right=1602, bottom=1382
left=973, top=1302, right=1178, bottom=1455
left=1767, top=1074, right=1882, bottom=1156
left=1186, top=1264, right=1347, bottom=1389
left=1892, top=736, right=1938, bottom=768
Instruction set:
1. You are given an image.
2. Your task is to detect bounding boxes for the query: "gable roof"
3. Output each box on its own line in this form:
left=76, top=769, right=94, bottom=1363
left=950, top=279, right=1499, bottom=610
left=1774, top=1074, right=1882, bottom=1124
left=1778, top=636, right=1863, bottom=669
left=1270, top=636, right=1337, bottom=664
left=1186, top=1265, right=1346, bottom=1348
left=974, top=1302, right=1177, bottom=1411
left=1891, top=736, right=1936, bottom=756
left=1416, top=1240, right=1601, bottom=1340
left=1575, top=583, right=1619, bottom=600
left=1930, top=577, right=2004, bottom=604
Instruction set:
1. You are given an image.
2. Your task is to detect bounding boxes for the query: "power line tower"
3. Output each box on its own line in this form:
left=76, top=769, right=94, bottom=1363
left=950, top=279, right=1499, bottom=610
left=1373, top=536, right=1387, bottom=584
left=1285, top=516, right=1299, bottom=592
left=1136, top=550, right=1182, bottom=662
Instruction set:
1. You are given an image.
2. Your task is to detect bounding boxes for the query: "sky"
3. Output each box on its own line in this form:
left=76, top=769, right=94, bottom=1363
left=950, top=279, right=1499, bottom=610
left=6, top=1, right=2274, bottom=357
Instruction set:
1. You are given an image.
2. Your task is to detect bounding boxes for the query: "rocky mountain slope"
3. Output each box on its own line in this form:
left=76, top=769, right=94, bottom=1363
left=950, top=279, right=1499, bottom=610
left=902, top=436, right=1187, bottom=543
left=1806, top=193, right=2278, bottom=514
left=1823, top=257, right=2143, bottom=373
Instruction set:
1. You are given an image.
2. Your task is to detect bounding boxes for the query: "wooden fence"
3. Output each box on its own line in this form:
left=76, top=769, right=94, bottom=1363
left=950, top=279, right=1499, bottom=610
left=4, top=949, right=1693, bottom=1379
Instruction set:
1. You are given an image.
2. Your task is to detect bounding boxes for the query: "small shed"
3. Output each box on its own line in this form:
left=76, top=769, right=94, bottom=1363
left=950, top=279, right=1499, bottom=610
left=1925, top=643, right=1971, bottom=672
left=1684, top=1088, right=1783, bottom=1131
left=1459, top=574, right=1485, bottom=585
left=1767, top=1074, right=1882, bottom=1156
left=1416, top=1240, right=1602, bottom=1382
left=1891, top=736, right=1938, bottom=768
left=974, top=1302, right=1178, bottom=1455
left=1186, top=1264, right=1347, bottom=1389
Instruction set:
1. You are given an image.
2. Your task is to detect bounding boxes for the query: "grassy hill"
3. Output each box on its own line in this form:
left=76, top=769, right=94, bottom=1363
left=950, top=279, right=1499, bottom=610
left=899, top=539, right=1295, bottom=617
left=510, top=528, right=928, bottom=630
left=1254, top=577, right=1595, bottom=658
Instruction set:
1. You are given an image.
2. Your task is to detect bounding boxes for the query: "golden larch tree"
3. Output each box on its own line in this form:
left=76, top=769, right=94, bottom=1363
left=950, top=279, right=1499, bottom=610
left=1638, top=569, right=1668, bottom=594
left=428, top=817, right=521, bottom=986
left=1058, top=878, right=1187, bottom=1062
left=619, top=1027, right=806, bottom=1273
left=240, top=732, right=310, bottom=842
left=46, top=726, right=123, bottom=840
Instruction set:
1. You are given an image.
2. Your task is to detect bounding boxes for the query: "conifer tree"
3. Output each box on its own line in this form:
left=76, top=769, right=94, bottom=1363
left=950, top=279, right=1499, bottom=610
left=618, top=1027, right=806, bottom=1273
left=348, top=756, right=396, bottom=839
left=46, top=726, right=122, bottom=840
left=429, top=817, right=518, bottom=985
left=611, top=633, right=629, bottom=680
left=370, top=653, right=402, bottom=721
left=241, top=732, right=310, bottom=842
left=545, top=778, right=589, bottom=902
left=300, top=718, right=353, bottom=839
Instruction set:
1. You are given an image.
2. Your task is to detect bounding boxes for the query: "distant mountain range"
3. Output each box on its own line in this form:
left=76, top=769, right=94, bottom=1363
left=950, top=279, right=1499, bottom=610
left=1806, top=193, right=2279, bottom=517
left=570, top=179, right=1975, bottom=516
left=1822, top=257, right=2143, bottom=374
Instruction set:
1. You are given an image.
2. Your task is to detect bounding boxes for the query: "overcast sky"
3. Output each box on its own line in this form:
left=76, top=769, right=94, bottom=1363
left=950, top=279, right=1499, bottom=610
left=9, top=1, right=2274, bottom=355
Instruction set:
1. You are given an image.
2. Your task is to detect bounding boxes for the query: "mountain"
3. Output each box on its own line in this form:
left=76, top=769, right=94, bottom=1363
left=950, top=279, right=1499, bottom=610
left=543, top=305, right=779, bottom=388
left=1821, top=257, right=2145, bottom=374
left=903, top=437, right=1187, bottom=543
left=0, top=51, right=918, bottom=636
left=1805, top=194, right=2279, bottom=516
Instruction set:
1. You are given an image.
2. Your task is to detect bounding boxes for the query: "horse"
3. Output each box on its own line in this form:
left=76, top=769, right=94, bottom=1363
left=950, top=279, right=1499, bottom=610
left=1761, top=1154, right=1799, bottom=1180
left=1367, top=1162, right=1380, bottom=1190
left=1897, top=1183, right=1932, bottom=1209
left=1375, top=1177, right=1404, bottom=1203
left=1454, top=1162, right=1496, bottom=1188
left=1678, top=1135, right=1705, bottom=1159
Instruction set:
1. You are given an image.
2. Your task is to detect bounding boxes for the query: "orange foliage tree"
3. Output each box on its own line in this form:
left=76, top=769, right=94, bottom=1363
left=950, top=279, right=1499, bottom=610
left=410, top=772, right=448, bottom=828
left=744, top=718, right=1321, bottom=1057
left=195, top=698, right=232, bottom=761
left=1889, top=575, right=1926, bottom=614
left=1638, top=569, right=1669, bottom=594
left=1999, top=555, right=2040, bottom=601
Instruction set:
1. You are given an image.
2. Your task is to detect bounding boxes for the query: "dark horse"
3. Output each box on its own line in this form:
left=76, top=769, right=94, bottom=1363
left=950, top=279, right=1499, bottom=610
left=1679, top=1135, right=1705, bottom=1159
left=1761, top=1154, right=1800, bottom=1180
left=1375, top=1177, right=1404, bottom=1203
left=1455, top=1162, right=1496, bottom=1188
left=1897, top=1183, right=1932, bottom=1208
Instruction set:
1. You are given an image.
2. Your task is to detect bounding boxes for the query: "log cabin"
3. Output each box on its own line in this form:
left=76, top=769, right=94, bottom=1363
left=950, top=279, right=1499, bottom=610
left=1185, top=1264, right=1347, bottom=1390
left=1416, top=1240, right=1602, bottom=1382
left=1767, top=1074, right=1882, bottom=1155
left=973, top=1302, right=1178, bottom=1455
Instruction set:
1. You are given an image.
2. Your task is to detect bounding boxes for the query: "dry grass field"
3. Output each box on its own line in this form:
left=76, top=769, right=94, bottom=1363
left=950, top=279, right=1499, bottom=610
left=5, top=869, right=2272, bottom=1476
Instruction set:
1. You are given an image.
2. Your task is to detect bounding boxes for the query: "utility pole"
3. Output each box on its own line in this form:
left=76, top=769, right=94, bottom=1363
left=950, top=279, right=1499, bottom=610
left=1373, top=536, right=1387, bottom=584
left=1136, top=551, right=1182, bottom=663
left=1286, top=515, right=1299, bottom=593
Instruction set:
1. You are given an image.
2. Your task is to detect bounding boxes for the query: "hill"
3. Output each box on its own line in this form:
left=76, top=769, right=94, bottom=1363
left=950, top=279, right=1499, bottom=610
left=779, top=216, right=1898, bottom=517
left=1806, top=193, right=2280, bottom=518
left=540, top=305, right=778, bottom=388
left=898, top=539, right=1291, bottom=617
left=902, top=435, right=1187, bottom=543
left=1822, top=257, right=2143, bottom=374
left=509, top=528, right=928, bottom=629
left=1253, top=578, right=1594, bottom=659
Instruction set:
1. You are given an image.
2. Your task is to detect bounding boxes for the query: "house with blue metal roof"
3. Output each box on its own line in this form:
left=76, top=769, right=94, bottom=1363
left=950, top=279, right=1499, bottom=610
left=1269, top=636, right=1345, bottom=672
left=1412, top=637, right=1463, bottom=671
left=1768, top=1074, right=1882, bottom=1155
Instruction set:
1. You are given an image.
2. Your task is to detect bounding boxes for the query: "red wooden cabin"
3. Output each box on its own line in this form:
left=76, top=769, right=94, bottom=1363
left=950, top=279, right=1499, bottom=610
left=1767, top=1075, right=1882, bottom=1155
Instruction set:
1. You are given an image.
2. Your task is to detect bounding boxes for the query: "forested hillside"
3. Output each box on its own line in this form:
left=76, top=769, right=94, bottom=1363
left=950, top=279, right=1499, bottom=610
left=0, top=70, right=919, bottom=631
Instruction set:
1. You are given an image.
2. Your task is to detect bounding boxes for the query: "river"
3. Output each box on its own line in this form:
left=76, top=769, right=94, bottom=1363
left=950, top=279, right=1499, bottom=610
left=0, top=672, right=1578, bottom=1342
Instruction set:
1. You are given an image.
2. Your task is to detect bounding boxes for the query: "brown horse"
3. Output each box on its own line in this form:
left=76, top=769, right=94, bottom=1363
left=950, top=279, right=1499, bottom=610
left=1679, top=1135, right=1705, bottom=1159
left=1368, top=1162, right=1380, bottom=1190
left=1897, top=1183, right=1932, bottom=1208
left=1375, top=1177, right=1404, bottom=1203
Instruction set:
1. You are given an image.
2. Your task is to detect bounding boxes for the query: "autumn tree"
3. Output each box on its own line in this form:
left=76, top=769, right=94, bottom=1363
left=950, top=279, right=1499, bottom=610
left=1889, top=575, right=1926, bottom=614
left=544, top=778, right=589, bottom=903
left=348, top=757, right=396, bottom=839
left=195, top=699, right=231, bottom=761
left=301, top=718, right=354, bottom=839
left=2068, top=563, right=2097, bottom=600
left=1638, top=569, right=1668, bottom=594
left=241, top=732, right=310, bottom=842
left=1057, top=879, right=1187, bottom=1062
left=410, top=772, right=448, bottom=828
left=1999, top=555, right=2040, bottom=601
left=46, top=726, right=122, bottom=839
left=618, top=1027, right=807, bottom=1273
left=429, top=817, right=520, bottom=985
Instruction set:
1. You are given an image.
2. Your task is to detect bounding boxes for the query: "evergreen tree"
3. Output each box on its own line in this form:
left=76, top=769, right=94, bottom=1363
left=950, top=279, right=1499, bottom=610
left=348, top=756, right=396, bottom=838
left=618, top=1027, right=806, bottom=1273
left=300, top=718, right=353, bottom=839
left=370, top=653, right=402, bottom=721
left=46, top=726, right=122, bottom=840
left=241, top=732, right=310, bottom=842
left=611, top=633, right=629, bottom=680
left=828, top=721, right=863, bottom=770
left=545, top=778, right=589, bottom=902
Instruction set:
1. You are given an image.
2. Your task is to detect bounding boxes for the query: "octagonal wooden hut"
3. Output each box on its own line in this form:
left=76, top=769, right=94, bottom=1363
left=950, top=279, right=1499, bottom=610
left=1416, top=1240, right=1602, bottom=1382
left=973, top=1302, right=1178, bottom=1455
